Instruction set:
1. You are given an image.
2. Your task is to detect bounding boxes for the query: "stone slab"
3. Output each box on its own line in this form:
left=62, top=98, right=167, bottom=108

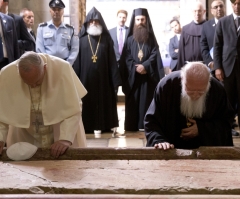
left=0, top=159, right=240, bottom=195
left=2, top=147, right=240, bottom=162
left=0, top=195, right=240, bottom=199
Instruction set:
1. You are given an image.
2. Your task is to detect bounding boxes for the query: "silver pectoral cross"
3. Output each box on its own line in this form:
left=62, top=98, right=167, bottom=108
left=32, top=118, right=43, bottom=133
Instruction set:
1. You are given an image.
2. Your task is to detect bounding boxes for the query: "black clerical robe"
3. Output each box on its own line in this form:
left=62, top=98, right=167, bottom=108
left=75, top=33, right=121, bottom=132
left=123, top=35, right=161, bottom=131
left=177, top=21, right=205, bottom=70
left=144, top=72, right=234, bottom=149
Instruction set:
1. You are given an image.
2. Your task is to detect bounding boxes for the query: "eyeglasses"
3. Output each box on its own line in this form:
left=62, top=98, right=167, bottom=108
left=211, top=5, right=224, bottom=9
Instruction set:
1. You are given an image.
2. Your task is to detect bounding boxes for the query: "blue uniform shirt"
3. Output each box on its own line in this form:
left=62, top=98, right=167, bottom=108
left=36, top=20, right=79, bottom=65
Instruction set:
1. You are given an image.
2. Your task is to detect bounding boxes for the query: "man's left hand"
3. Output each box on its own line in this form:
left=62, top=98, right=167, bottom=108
left=180, top=118, right=198, bottom=139
left=50, top=140, right=71, bottom=158
left=135, top=64, right=147, bottom=74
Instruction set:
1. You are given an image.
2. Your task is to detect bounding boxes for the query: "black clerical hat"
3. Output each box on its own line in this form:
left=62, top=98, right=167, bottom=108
left=49, top=0, right=65, bottom=9
left=134, top=8, right=148, bottom=17
left=127, top=8, right=155, bottom=40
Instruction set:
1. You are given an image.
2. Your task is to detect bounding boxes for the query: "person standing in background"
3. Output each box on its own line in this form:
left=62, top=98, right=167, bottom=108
left=0, top=0, right=34, bottom=55
left=120, top=8, right=164, bottom=131
left=109, top=10, right=129, bottom=100
left=214, top=0, right=240, bottom=136
left=0, top=0, right=19, bottom=69
left=36, top=0, right=79, bottom=65
left=73, top=7, right=121, bottom=134
left=177, top=1, right=206, bottom=70
left=20, top=8, right=36, bottom=51
left=169, top=19, right=181, bottom=73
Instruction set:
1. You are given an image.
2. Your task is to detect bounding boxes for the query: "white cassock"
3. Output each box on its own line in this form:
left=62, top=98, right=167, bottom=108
left=0, top=53, right=87, bottom=148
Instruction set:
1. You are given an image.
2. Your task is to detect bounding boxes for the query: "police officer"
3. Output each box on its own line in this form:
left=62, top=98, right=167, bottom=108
left=36, top=0, right=79, bottom=65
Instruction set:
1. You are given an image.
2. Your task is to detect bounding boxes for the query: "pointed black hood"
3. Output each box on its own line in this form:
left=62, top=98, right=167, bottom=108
left=79, top=7, right=110, bottom=38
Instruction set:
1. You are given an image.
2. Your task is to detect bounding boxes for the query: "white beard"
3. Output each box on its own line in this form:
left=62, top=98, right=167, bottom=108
left=87, top=24, right=103, bottom=36
left=180, top=83, right=210, bottom=118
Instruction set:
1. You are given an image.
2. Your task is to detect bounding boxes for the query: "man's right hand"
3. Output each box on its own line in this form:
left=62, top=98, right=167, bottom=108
left=215, top=69, right=224, bottom=81
left=154, top=142, right=174, bottom=150
left=0, top=141, right=4, bottom=155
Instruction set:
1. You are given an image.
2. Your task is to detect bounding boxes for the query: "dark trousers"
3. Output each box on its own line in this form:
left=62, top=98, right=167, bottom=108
left=223, top=58, right=240, bottom=123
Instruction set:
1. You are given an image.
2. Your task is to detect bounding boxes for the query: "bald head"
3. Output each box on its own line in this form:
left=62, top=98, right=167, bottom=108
left=191, top=1, right=206, bottom=23
left=182, top=62, right=210, bottom=82
left=181, top=62, right=210, bottom=101
left=18, top=52, right=46, bottom=88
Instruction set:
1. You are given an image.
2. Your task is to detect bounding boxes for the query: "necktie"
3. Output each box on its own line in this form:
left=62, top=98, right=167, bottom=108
left=30, top=30, right=36, bottom=40
left=0, top=36, right=4, bottom=61
left=119, top=28, right=123, bottom=55
left=236, top=17, right=240, bottom=31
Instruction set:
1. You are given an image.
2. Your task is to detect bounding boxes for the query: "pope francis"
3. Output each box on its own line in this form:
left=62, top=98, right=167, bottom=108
left=0, top=51, right=87, bottom=158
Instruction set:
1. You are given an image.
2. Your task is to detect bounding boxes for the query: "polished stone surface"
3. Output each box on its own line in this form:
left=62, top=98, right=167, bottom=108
left=1, top=159, right=240, bottom=194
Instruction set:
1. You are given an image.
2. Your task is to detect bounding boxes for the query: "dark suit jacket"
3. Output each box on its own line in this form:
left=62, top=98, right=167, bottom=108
left=8, top=13, right=34, bottom=55
left=214, top=14, right=240, bottom=77
left=28, top=30, right=36, bottom=52
left=109, top=26, right=129, bottom=62
left=200, top=18, right=216, bottom=66
left=0, top=13, right=19, bottom=63
left=169, top=35, right=179, bottom=71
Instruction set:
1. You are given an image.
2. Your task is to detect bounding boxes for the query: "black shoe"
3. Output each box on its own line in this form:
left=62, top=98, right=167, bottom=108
left=232, top=129, right=239, bottom=136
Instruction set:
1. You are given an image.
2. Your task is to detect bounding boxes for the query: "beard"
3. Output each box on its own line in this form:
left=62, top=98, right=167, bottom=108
left=180, top=82, right=210, bottom=118
left=133, top=24, right=149, bottom=43
left=87, top=24, right=103, bottom=36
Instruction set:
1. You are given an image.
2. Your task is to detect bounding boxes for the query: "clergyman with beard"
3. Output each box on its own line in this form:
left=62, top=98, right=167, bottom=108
left=73, top=7, right=121, bottom=134
left=144, top=62, right=234, bottom=150
left=120, top=8, right=164, bottom=132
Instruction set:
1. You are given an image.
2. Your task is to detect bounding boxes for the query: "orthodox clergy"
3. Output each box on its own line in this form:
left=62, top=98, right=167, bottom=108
left=145, top=62, right=234, bottom=150
left=0, top=52, right=87, bottom=158
left=176, top=1, right=206, bottom=70
left=73, top=7, right=121, bottom=133
left=120, top=8, right=164, bottom=131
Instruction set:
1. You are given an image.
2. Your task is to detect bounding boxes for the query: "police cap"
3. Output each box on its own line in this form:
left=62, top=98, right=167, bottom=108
left=49, top=0, right=65, bottom=9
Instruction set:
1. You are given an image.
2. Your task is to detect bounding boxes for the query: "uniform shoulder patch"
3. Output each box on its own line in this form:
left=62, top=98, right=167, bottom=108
left=39, top=22, right=47, bottom=27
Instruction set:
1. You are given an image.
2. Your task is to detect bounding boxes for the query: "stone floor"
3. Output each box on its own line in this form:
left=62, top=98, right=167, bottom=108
left=86, top=101, right=240, bottom=148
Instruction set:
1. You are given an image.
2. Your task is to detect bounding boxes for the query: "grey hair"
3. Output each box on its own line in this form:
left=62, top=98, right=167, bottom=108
left=20, top=8, right=32, bottom=17
left=181, top=62, right=211, bottom=85
left=18, top=51, right=44, bottom=72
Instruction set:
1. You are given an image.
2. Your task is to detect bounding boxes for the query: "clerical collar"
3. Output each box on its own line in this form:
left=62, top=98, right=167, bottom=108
left=193, top=20, right=205, bottom=24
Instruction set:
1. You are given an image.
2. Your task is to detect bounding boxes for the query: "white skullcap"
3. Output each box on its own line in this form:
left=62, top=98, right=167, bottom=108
left=6, top=142, right=38, bottom=161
